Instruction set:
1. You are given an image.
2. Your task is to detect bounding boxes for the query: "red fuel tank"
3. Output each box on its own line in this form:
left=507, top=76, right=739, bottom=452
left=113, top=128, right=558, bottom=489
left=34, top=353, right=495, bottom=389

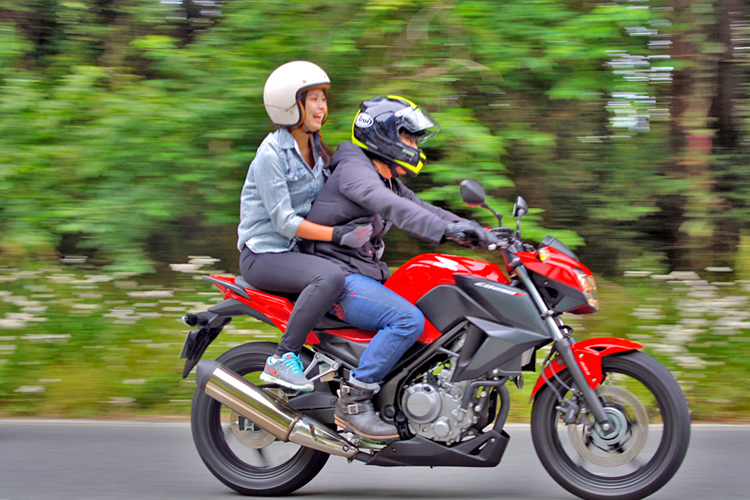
left=384, top=254, right=508, bottom=343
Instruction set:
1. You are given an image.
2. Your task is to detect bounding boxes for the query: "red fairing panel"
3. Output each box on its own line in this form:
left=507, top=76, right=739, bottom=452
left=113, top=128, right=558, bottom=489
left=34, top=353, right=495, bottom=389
left=384, top=254, right=508, bottom=344
left=529, top=338, right=643, bottom=401
left=207, top=276, right=370, bottom=347
left=209, top=275, right=295, bottom=333
left=518, top=247, right=593, bottom=290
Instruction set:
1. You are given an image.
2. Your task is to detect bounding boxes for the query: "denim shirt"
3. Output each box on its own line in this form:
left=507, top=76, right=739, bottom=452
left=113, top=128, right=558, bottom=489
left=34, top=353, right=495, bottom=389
left=237, top=128, right=328, bottom=253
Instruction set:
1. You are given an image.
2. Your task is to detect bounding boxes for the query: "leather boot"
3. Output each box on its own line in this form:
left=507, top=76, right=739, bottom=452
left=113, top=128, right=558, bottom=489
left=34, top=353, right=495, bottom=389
left=334, top=382, right=399, bottom=441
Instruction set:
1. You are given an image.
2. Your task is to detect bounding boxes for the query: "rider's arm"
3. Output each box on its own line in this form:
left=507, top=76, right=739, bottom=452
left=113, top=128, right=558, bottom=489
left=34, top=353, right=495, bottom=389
left=338, top=159, right=449, bottom=244
left=394, top=180, right=464, bottom=224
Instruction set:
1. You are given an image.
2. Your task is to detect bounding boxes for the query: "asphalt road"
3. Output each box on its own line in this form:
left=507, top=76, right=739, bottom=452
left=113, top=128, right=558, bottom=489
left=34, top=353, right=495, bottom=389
left=0, top=420, right=747, bottom=500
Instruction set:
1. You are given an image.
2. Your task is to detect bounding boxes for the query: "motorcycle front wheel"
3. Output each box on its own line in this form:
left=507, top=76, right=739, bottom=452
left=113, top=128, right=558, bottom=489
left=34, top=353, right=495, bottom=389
left=191, top=341, right=330, bottom=496
left=530, top=350, right=690, bottom=500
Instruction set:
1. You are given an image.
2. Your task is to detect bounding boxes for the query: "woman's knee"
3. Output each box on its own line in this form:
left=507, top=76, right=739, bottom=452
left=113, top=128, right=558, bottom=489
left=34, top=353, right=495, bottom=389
left=313, top=265, right=345, bottom=295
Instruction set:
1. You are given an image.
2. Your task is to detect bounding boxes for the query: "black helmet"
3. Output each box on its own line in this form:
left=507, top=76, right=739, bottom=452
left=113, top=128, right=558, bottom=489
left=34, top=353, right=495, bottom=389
left=352, top=96, right=440, bottom=177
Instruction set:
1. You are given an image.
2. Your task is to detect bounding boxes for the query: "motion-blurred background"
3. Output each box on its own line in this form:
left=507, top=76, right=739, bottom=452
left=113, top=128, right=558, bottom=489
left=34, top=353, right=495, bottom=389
left=0, top=0, right=748, bottom=421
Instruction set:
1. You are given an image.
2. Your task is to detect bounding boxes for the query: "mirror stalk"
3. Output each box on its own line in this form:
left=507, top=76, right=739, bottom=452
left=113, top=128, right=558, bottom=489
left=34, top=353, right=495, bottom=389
left=482, top=203, right=503, bottom=225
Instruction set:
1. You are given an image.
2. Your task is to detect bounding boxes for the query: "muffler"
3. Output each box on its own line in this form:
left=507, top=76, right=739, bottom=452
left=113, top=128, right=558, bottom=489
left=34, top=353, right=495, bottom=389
left=195, top=360, right=357, bottom=458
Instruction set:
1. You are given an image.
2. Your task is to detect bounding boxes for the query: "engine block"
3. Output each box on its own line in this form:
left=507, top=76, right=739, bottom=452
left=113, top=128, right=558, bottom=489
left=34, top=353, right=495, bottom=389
left=401, top=379, right=477, bottom=443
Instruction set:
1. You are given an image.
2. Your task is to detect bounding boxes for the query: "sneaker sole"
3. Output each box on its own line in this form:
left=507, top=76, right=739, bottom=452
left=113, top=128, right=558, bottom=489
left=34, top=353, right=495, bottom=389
left=259, top=372, right=314, bottom=392
left=334, top=416, right=399, bottom=441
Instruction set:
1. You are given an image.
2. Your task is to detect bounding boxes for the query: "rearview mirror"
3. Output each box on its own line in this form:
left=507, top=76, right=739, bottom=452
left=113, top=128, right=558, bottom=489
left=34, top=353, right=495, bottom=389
left=512, top=197, right=528, bottom=218
left=460, top=179, right=486, bottom=207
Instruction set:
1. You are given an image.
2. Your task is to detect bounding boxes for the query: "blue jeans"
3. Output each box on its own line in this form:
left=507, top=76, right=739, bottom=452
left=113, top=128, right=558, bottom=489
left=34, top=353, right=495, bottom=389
left=331, top=274, right=424, bottom=386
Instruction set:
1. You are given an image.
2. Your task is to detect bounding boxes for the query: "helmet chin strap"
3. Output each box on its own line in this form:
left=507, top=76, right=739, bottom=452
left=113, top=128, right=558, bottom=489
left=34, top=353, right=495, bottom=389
left=310, top=130, right=324, bottom=159
left=388, top=164, right=401, bottom=178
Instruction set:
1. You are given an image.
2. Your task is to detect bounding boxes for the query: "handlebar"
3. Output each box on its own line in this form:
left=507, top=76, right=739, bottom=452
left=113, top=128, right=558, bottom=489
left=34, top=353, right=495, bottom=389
left=483, top=226, right=535, bottom=254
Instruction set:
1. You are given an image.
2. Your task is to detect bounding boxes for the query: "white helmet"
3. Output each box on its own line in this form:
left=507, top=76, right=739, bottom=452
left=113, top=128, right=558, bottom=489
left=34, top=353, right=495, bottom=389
left=263, top=61, right=331, bottom=127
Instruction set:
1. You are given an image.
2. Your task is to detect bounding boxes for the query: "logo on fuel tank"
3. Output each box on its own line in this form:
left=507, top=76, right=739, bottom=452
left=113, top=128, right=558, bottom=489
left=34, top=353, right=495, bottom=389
left=474, top=282, right=523, bottom=296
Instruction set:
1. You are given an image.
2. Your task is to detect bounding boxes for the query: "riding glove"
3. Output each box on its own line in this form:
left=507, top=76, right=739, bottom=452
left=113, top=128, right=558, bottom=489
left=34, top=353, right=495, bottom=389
left=444, top=220, right=496, bottom=248
left=332, top=218, right=374, bottom=248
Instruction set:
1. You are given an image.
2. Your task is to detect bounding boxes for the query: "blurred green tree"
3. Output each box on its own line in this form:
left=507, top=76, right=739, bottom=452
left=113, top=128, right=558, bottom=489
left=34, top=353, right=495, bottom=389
left=1, top=0, right=749, bottom=276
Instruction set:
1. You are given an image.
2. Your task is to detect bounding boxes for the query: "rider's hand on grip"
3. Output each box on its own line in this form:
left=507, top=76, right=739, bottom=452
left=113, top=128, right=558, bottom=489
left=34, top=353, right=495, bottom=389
left=483, top=228, right=501, bottom=251
left=445, top=220, right=496, bottom=249
left=332, top=217, right=374, bottom=248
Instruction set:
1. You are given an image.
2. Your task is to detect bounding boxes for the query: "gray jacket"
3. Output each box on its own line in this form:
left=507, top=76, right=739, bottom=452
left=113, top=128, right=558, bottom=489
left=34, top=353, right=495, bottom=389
left=300, top=142, right=462, bottom=281
left=237, top=128, right=328, bottom=253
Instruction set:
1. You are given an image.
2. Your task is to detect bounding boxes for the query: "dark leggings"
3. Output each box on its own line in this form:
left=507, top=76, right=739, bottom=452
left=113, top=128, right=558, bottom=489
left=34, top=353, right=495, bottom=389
left=240, top=246, right=345, bottom=356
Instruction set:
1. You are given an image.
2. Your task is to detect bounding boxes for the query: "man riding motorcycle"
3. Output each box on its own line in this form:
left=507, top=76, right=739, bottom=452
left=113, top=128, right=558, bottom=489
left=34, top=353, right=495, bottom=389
left=300, top=95, right=497, bottom=440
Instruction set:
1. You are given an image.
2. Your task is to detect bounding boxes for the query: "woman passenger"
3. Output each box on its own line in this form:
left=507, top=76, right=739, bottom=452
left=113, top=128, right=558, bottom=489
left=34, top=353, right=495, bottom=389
left=237, top=61, right=372, bottom=391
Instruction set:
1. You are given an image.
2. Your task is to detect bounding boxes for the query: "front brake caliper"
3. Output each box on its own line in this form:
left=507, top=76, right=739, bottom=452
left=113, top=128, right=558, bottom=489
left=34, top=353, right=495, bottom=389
left=556, top=396, right=581, bottom=425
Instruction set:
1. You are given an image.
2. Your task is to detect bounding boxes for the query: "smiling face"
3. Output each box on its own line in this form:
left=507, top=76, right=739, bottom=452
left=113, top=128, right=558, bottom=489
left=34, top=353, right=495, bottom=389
left=301, top=88, right=327, bottom=132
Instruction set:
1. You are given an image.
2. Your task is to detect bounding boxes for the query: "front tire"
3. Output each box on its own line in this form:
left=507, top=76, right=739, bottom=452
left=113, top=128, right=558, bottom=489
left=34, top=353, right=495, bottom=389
left=531, top=351, right=690, bottom=500
left=191, top=342, right=330, bottom=496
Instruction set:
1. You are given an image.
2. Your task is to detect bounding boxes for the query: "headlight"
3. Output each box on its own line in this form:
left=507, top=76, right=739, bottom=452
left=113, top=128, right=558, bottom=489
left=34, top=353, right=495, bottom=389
left=574, top=268, right=599, bottom=309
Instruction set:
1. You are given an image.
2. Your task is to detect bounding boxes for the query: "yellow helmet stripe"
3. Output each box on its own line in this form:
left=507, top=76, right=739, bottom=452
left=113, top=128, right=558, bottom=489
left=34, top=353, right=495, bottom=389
left=394, top=158, right=423, bottom=175
left=386, top=95, right=417, bottom=108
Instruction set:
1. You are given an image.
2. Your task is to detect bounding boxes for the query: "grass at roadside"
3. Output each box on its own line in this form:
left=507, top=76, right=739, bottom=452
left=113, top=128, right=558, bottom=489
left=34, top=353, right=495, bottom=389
left=1, top=261, right=749, bottom=421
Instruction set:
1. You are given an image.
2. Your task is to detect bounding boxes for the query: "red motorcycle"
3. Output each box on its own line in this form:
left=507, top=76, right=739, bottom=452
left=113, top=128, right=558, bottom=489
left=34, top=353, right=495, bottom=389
left=180, top=180, right=690, bottom=500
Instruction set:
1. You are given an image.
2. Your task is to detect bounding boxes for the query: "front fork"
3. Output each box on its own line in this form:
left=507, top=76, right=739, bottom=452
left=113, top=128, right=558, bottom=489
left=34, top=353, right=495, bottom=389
left=513, top=263, right=616, bottom=435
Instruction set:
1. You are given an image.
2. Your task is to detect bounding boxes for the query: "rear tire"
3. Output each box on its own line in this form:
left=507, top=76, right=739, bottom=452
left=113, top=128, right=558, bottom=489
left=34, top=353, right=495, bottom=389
left=191, top=342, right=330, bottom=496
left=531, top=351, right=690, bottom=500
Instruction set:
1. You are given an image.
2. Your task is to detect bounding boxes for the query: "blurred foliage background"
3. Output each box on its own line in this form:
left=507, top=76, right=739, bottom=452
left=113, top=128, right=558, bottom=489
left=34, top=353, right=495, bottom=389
left=1, top=0, right=750, bottom=420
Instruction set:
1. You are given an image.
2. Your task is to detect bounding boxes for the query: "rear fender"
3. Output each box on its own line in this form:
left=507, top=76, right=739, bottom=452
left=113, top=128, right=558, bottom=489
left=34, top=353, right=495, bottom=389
left=529, top=338, right=643, bottom=401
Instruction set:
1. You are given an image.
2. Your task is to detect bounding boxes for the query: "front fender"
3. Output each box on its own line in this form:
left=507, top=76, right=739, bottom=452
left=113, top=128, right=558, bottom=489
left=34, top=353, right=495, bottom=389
left=529, top=337, right=643, bottom=401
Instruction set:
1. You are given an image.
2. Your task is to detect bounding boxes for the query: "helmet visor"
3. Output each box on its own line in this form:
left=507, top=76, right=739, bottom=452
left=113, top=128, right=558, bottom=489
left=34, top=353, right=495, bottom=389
left=395, top=106, right=441, bottom=144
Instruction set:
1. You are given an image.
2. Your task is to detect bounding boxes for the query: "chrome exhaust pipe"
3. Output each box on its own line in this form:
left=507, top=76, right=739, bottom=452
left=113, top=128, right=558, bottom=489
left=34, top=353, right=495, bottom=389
left=195, top=360, right=357, bottom=458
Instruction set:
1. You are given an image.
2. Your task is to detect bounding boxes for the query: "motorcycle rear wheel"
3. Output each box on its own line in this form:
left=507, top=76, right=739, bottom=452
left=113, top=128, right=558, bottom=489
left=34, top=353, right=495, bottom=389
left=191, top=341, right=330, bottom=496
left=530, top=350, right=690, bottom=500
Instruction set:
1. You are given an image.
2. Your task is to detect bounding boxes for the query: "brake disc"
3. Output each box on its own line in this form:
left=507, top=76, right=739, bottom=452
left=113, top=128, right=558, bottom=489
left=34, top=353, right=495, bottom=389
left=229, top=387, right=286, bottom=450
left=567, top=385, right=649, bottom=467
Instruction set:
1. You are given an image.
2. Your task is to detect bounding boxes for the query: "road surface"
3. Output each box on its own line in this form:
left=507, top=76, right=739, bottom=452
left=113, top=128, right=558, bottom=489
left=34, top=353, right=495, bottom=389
left=0, top=420, right=747, bottom=499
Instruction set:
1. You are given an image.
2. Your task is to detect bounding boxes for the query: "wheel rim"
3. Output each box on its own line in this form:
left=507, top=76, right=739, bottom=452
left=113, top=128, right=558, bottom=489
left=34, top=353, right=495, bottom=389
left=202, top=357, right=314, bottom=479
left=567, top=385, right=650, bottom=467
left=547, top=363, right=669, bottom=487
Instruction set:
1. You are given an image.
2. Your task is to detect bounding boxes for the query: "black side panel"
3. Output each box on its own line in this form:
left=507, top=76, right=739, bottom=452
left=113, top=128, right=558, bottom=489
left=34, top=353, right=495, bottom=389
left=452, top=317, right=550, bottom=381
left=416, top=285, right=496, bottom=332
left=203, top=275, right=250, bottom=300
left=288, top=391, right=338, bottom=425
left=453, top=322, right=486, bottom=378
left=315, top=314, right=355, bottom=330
left=454, top=275, right=549, bottom=334
left=314, top=331, right=370, bottom=370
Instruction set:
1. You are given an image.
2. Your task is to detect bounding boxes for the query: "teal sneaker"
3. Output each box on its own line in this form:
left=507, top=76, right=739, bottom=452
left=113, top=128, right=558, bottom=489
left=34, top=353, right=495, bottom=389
left=259, top=352, right=314, bottom=391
